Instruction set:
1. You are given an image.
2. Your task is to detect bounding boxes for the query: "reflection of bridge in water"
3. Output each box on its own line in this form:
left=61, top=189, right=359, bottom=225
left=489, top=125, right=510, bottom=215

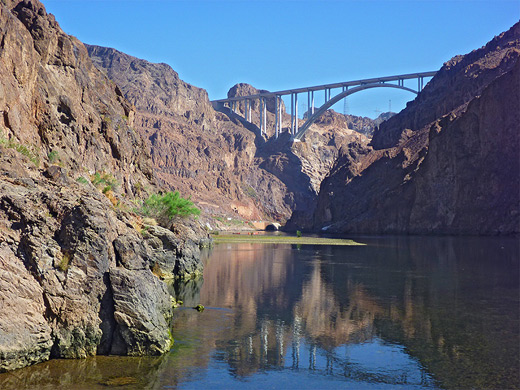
left=224, top=316, right=433, bottom=386
left=212, top=71, right=436, bottom=140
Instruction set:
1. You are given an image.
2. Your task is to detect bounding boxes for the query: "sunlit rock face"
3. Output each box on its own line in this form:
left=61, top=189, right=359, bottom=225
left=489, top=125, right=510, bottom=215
left=310, top=22, right=520, bottom=235
left=0, top=0, right=207, bottom=372
left=86, top=46, right=372, bottom=224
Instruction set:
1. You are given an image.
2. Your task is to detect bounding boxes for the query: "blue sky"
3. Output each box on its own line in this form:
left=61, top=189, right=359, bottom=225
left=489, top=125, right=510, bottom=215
left=44, top=0, right=519, bottom=118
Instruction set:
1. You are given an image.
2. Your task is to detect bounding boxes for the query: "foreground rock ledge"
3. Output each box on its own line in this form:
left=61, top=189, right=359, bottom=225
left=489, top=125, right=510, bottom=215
left=0, top=173, right=206, bottom=372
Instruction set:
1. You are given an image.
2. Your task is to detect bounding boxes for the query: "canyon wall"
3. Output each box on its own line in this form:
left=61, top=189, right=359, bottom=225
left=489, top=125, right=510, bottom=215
left=87, top=46, right=369, bottom=224
left=309, top=22, right=520, bottom=235
left=0, top=0, right=207, bottom=372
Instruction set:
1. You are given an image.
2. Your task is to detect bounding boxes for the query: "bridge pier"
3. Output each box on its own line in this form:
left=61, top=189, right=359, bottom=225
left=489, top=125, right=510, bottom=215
left=275, top=96, right=278, bottom=138
left=295, top=93, right=298, bottom=135
left=307, top=91, right=310, bottom=119
left=262, top=98, right=267, bottom=136
left=259, top=97, right=263, bottom=134
left=290, top=93, right=294, bottom=134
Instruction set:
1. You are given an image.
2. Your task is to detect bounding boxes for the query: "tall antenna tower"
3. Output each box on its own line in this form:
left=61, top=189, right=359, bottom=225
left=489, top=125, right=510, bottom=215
left=389, top=100, right=392, bottom=113
left=343, top=97, right=349, bottom=116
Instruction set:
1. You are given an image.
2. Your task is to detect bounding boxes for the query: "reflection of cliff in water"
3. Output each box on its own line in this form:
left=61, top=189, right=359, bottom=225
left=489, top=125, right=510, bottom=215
left=174, top=237, right=519, bottom=389
left=3, top=237, right=516, bottom=389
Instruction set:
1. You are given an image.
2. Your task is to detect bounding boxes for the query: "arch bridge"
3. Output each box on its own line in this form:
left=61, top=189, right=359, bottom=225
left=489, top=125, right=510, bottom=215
left=211, top=71, right=436, bottom=140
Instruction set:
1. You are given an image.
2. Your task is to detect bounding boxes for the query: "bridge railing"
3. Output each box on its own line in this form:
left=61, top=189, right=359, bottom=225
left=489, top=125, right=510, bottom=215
left=211, top=71, right=437, bottom=140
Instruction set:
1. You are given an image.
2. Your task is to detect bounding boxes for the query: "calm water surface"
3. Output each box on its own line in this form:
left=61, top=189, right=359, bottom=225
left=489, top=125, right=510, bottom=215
left=1, top=236, right=518, bottom=389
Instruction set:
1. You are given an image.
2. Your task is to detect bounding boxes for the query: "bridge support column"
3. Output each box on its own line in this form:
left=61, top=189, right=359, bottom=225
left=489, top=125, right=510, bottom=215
left=290, top=93, right=295, bottom=134
left=262, top=98, right=267, bottom=136
left=278, top=96, right=282, bottom=136
left=311, top=91, right=314, bottom=115
left=275, top=95, right=279, bottom=138
left=294, top=93, right=298, bottom=135
left=259, top=97, right=263, bottom=134
left=307, top=91, right=310, bottom=119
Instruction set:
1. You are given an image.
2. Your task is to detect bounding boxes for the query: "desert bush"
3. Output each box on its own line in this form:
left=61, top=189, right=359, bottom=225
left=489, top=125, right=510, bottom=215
left=140, top=191, right=200, bottom=226
left=91, top=172, right=118, bottom=193
left=48, top=150, right=60, bottom=163
left=76, top=176, right=89, bottom=185
left=0, top=136, right=40, bottom=166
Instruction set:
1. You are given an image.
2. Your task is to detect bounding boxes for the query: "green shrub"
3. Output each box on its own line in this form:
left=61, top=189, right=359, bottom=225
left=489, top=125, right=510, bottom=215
left=296, top=230, right=302, bottom=238
left=91, top=172, right=118, bottom=192
left=140, top=191, right=200, bottom=225
left=0, top=136, right=40, bottom=166
left=57, top=251, right=71, bottom=272
left=48, top=150, right=60, bottom=163
left=76, top=176, right=89, bottom=185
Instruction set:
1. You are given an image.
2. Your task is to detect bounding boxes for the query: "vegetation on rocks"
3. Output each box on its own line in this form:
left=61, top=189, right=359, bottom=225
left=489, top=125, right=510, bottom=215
left=90, top=172, right=118, bottom=194
left=0, top=136, right=40, bottom=166
left=139, top=191, right=200, bottom=226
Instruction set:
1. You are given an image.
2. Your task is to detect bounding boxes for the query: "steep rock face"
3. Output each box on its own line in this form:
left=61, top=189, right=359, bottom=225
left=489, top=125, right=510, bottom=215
left=312, top=23, right=520, bottom=235
left=87, top=45, right=289, bottom=221
left=0, top=1, right=152, bottom=191
left=87, top=48, right=369, bottom=224
left=87, top=45, right=215, bottom=131
left=0, top=0, right=207, bottom=372
left=408, top=60, right=519, bottom=233
left=372, top=22, right=520, bottom=150
left=0, top=164, right=203, bottom=371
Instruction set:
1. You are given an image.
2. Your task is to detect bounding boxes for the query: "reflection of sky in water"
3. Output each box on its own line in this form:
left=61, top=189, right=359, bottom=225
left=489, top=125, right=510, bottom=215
left=171, top=337, right=436, bottom=389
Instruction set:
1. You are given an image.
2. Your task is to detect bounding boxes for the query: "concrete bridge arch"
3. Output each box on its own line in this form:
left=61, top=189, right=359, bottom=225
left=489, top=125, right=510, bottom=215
left=211, top=71, right=436, bottom=141
left=294, top=83, right=417, bottom=140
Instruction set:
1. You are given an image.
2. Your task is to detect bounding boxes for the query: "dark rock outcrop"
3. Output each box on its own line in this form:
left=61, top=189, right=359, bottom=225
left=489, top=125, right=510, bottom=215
left=311, top=23, right=520, bottom=235
left=371, top=23, right=520, bottom=150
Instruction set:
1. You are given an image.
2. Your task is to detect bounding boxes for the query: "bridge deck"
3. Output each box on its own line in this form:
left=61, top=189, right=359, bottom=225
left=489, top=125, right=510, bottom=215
left=212, top=71, right=437, bottom=102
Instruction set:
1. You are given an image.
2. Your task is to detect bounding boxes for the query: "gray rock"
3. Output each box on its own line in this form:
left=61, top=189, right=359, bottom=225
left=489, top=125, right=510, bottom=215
left=109, top=267, right=173, bottom=356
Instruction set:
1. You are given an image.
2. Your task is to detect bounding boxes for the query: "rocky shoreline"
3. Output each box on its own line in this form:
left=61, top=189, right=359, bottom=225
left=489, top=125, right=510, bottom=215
left=0, top=0, right=209, bottom=372
left=0, top=163, right=209, bottom=372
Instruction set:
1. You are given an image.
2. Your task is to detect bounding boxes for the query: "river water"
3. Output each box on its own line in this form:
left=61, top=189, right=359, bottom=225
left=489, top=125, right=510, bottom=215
left=1, top=236, right=518, bottom=389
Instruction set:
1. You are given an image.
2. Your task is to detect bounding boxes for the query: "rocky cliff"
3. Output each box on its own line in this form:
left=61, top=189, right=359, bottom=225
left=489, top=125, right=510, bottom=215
left=86, top=47, right=369, bottom=224
left=342, top=112, right=395, bottom=138
left=310, top=22, right=520, bottom=235
left=0, top=0, right=207, bottom=372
